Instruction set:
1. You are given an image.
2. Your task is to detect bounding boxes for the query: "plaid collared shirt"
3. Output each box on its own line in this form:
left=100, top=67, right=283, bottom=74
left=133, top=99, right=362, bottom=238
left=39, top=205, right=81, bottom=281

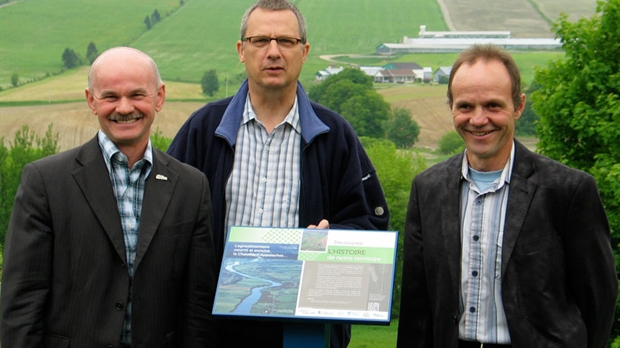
left=224, top=94, right=302, bottom=236
left=98, top=130, right=153, bottom=345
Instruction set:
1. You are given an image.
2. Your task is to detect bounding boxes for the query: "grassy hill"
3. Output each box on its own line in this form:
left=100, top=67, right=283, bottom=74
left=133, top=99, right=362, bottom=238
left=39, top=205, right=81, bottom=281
left=0, top=0, right=448, bottom=89
left=0, top=0, right=181, bottom=88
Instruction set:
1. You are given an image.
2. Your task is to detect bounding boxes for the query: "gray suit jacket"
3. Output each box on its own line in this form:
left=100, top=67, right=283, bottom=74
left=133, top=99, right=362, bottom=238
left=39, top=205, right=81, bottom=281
left=1, top=136, right=218, bottom=348
left=397, top=141, right=617, bottom=348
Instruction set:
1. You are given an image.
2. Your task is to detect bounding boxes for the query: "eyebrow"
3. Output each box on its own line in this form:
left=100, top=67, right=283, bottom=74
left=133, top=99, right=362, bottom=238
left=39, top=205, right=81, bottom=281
left=96, top=87, right=152, bottom=98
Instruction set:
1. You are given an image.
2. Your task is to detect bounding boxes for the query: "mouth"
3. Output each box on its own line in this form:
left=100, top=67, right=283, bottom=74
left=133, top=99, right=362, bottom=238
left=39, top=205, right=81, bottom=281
left=264, top=66, right=283, bottom=72
left=469, top=130, right=494, bottom=136
left=109, top=113, right=143, bottom=124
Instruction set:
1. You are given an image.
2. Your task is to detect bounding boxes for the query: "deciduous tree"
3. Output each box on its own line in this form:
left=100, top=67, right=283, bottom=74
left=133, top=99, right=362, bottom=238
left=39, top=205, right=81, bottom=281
left=86, top=41, right=99, bottom=64
left=386, top=107, right=420, bottom=148
left=0, top=125, right=59, bottom=247
left=201, top=69, right=219, bottom=96
left=360, top=137, right=426, bottom=318
left=61, top=48, right=81, bottom=69
left=151, top=9, right=161, bottom=24
left=10, top=72, right=18, bottom=87
left=531, top=0, right=620, bottom=343
left=438, top=130, right=464, bottom=155
left=309, top=68, right=390, bottom=138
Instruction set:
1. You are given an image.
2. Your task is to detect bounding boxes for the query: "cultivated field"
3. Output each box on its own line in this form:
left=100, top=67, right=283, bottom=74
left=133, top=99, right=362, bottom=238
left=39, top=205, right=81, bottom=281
left=0, top=0, right=596, bottom=151
left=0, top=84, right=449, bottom=152
left=443, top=0, right=596, bottom=37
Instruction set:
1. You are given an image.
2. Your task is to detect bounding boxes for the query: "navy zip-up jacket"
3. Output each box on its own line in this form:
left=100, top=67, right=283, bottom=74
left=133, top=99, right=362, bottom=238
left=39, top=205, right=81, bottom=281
left=167, top=80, right=389, bottom=257
left=167, top=80, right=389, bottom=348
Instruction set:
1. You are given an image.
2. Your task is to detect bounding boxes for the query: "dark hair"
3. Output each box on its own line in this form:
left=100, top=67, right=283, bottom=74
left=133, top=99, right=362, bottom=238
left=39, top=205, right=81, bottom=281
left=240, top=0, right=307, bottom=44
left=447, top=44, right=522, bottom=110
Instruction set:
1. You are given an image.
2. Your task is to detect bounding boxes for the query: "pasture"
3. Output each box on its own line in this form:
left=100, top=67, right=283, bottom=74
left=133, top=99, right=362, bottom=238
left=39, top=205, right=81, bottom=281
left=0, top=0, right=448, bottom=88
left=0, top=0, right=181, bottom=87
left=0, top=0, right=596, bottom=150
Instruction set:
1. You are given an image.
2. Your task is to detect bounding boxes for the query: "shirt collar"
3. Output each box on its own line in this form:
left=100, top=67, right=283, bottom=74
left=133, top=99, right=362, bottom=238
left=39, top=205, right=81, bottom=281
left=461, top=141, right=515, bottom=187
left=97, top=130, right=153, bottom=172
left=215, top=79, right=327, bottom=146
left=242, top=94, right=301, bottom=134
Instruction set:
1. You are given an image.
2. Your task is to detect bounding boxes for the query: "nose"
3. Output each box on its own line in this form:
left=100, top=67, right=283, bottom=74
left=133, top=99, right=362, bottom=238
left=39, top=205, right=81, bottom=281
left=469, top=108, right=488, bottom=126
left=116, top=96, right=135, bottom=115
left=266, top=40, right=282, bottom=58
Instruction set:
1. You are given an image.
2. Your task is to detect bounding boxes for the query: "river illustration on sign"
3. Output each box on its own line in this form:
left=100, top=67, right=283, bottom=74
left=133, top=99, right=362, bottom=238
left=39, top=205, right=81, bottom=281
left=214, top=244, right=303, bottom=316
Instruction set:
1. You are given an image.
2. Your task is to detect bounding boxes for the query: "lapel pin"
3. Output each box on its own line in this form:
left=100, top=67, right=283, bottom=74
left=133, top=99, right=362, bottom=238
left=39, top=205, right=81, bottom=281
left=155, top=174, right=168, bottom=181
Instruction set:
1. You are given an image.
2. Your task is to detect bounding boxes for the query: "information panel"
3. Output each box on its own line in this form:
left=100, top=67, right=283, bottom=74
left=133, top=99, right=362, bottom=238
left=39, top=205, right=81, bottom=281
left=212, top=227, right=398, bottom=324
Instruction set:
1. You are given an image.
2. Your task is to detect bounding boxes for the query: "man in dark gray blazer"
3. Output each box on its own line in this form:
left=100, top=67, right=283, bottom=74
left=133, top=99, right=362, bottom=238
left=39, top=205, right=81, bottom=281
left=397, top=44, right=617, bottom=348
left=1, top=47, right=218, bottom=347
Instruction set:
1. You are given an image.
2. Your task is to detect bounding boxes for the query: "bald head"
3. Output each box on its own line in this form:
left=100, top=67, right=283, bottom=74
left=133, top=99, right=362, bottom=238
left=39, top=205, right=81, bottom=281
left=88, top=47, right=162, bottom=92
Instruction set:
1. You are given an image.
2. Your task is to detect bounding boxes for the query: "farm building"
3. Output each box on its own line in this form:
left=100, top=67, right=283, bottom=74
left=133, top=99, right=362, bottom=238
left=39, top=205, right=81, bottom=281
left=374, top=69, right=416, bottom=83
left=317, top=62, right=434, bottom=84
left=418, top=25, right=511, bottom=39
left=315, top=66, right=344, bottom=81
left=433, top=67, right=452, bottom=83
left=376, top=25, right=561, bottom=54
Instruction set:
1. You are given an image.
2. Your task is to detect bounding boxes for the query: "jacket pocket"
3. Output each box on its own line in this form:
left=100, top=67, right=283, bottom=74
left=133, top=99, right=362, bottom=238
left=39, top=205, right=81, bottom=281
left=43, top=334, right=71, bottom=348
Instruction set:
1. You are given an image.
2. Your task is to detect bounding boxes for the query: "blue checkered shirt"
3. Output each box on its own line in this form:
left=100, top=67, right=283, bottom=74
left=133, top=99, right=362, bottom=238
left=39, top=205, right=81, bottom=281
left=98, top=130, right=153, bottom=345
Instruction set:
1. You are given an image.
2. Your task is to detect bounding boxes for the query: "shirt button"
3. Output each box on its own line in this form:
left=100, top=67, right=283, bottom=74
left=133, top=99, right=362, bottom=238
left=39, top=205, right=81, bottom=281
left=473, top=235, right=480, bottom=241
left=469, top=307, right=476, bottom=313
left=472, top=271, right=478, bottom=277
left=261, top=177, right=267, bottom=182
left=115, top=302, right=124, bottom=311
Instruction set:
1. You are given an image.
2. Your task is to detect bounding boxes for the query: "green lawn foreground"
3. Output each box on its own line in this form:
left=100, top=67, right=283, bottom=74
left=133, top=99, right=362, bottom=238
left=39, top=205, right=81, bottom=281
left=350, top=320, right=399, bottom=348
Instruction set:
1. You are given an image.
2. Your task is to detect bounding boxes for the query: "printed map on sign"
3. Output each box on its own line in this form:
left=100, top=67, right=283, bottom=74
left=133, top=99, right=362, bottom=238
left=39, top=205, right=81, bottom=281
left=212, top=226, right=398, bottom=324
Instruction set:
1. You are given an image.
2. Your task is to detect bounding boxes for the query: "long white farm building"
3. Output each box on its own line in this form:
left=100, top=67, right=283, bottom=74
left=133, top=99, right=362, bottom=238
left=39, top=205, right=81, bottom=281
left=376, top=25, right=561, bottom=54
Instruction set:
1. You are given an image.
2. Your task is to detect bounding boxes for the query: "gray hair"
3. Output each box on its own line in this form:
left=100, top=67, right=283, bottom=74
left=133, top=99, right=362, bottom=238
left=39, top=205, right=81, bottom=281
left=87, top=46, right=163, bottom=91
left=240, top=0, right=307, bottom=43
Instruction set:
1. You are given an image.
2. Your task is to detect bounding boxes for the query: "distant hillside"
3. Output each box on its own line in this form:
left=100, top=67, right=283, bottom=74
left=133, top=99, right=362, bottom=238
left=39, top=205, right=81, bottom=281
left=0, top=0, right=596, bottom=89
left=442, top=0, right=596, bottom=37
left=0, top=0, right=447, bottom=89
left=0, top=0, right=596, bottom=150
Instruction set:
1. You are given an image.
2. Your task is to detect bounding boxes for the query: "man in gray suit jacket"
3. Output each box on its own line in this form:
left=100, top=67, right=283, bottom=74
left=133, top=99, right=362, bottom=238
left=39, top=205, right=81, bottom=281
left=1, top=47, right=218, bottom=347
left=397, top=44, right=617, bottom=348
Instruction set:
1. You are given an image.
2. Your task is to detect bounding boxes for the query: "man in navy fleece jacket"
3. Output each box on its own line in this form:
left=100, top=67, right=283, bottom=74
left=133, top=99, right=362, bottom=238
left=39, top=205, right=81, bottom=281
left=166, top=1, right=389, bottom=347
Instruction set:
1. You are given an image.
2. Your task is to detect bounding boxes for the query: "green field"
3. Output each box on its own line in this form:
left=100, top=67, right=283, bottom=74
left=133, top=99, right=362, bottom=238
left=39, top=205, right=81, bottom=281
left=331, top=51, right=563, bottom=85
left=0, top=0, right=181, bottom=87
left=350, top=320, right=398, bottom=348
left=0, top=0, right=448, bottom=89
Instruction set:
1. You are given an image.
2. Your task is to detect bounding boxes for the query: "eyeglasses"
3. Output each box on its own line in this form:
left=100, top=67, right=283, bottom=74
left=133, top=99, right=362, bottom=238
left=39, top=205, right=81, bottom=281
left=243, top=36, right=303, bottom=49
